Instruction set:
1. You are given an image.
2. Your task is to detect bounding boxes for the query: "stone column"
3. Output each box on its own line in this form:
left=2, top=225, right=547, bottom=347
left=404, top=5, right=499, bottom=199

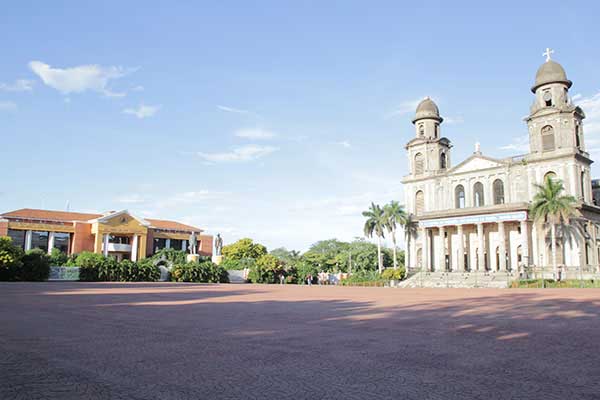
left=439, top=226, right=446, bottom=271
left=477, top=223, right=485, bottom=271
left=47, top=232, right=55, bottom=254
left=498, top=221, right=507, bottom=271
left=520, top=220, right=529, bottom=268
left=421, top=227, right=428, bottom=271
left=457, top=225, right=464, bottom=272
left=131, top=235, right=139, bottom=261
left=102, top=234, right=109, bottom=257
left=25, top=230, right=33, bottom=251
left=165, top=238, right=171, bottom=249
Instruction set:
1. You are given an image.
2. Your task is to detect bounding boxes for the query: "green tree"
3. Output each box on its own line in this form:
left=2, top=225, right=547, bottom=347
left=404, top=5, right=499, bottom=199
left=222, top=238, right=267, bottom=261
left=0, top=237, right=24, bottom=281
left=383, top=201, right=407, bottom=269
left=270, top=247, right=301, bottom=265
left=530, top=176, right=577, bottom=278
left=362, top=202, right=387, bottom=273
left=403, top=213, right=418, bottom=271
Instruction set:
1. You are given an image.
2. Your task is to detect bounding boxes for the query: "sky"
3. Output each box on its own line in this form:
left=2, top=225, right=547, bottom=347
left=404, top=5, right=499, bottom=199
left=1, top=1, right=600, bottom=252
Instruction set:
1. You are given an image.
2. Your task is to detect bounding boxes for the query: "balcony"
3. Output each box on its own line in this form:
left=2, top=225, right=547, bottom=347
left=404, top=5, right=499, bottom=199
left=103, top=243, right=132, bottom=252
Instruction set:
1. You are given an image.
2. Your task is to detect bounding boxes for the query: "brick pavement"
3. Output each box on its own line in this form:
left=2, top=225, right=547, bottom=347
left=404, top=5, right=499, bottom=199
left=1, top=283, right=599, bottom=399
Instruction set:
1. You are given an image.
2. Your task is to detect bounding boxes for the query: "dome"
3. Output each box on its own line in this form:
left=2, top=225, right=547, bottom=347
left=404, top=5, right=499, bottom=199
left=412, top=97, right=443, bottom=123
left=531, top=60, right=572, bottom=93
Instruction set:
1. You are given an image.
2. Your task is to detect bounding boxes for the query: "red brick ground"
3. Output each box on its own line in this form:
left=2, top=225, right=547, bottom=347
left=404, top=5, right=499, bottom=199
left=1, top=283, right=600, bottom=399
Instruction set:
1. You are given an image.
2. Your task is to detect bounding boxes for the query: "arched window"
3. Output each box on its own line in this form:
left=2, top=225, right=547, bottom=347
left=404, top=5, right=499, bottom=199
left=435, top=124, right=439, bottom=138
left=575, top=124, right=581, bottom=149
left=581, top=171, right=586, bottom=200
left=455, top=185, right=465, bottom=208
left=473, top=182, right=484, bottom=207
left=418, top=124, right=425, bottom=137
left=493, top=179, right=504, bottom=205
left=415, top=190, right=424, bottom=215
left=440, top=151, right=447, bottom=169
left=541, top=125, right=555, bottom=152
left=544, top=171, right=557, bottom=183
left=414, top=153, right=424, bottom=175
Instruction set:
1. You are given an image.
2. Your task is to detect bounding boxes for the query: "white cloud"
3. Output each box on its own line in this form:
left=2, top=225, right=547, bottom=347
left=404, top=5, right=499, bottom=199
left=198, top=144, right=278, bottom=162
left=123, top=104, right=160, bottom=119
left=0, top=79, right=34, bottom=92
left=385, top=98, right=423, bottom=118
left=445, top=115, right=464, bottom=125
left=116, top=194, right=146, bottom=204
left=29, top=61, right=133, bottom=96
left=499, top=134, right=529, bottom=152
left=335, top=140, right=351, bottom=148
left=0, top=101, right=17, bottom=111
left=234, top=128, right=276, bottom=140
left=576, top=91, right=600, bottom=136
left=132, top=85, right=144, bottom=92
left=217, top=105, right=252, bottom=114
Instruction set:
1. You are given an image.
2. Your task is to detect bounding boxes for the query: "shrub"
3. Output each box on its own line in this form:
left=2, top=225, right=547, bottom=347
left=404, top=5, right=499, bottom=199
left=381, top=267, right=406, bottom=281
left=132, top=259, right=161, bottom=282
left=171, top=261, right=229, bottom=283
left=295, top=261, right=318, bottom=285
left=150, top=248, right=187, bottom=265
left=49, top=248, right=69, bottom=266
left=248, top=254, right=283, bottom=284
left=221, top=257, right=256, bottom=271
left=75, top=252, right=106, bottom=281
left=0, top=237, right=24, bottom=281
left=342, top=270, right=386, bottom=286
left=21, top=249, right=51, bottom=281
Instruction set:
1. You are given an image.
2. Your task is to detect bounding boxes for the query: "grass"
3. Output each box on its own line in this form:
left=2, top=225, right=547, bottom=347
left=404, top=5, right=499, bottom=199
left=510, top=279, right=600, bottom=288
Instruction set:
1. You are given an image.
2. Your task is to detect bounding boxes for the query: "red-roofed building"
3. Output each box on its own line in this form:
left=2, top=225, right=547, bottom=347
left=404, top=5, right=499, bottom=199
left=0, top=208, right=213, bottom=261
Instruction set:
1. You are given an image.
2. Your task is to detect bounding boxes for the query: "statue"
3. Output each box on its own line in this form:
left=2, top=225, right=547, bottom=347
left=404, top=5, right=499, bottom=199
left=188, top=231, right=197, bottom=255
left=215, top=233, right=223, bottom=256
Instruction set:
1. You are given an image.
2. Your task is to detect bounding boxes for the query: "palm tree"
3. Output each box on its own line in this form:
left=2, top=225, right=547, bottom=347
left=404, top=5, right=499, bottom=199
left=362, top=202, right=387, bottom=273
left=403, top=213, right=419, bottom=271
left=530, top=176, right=578, bottom=278
left=383, top=201, right=407, bottom=269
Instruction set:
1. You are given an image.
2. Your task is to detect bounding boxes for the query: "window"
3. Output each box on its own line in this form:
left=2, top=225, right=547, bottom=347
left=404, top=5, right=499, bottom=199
left=455, top=185, right=465, bottom=208
left=109, top=235, right=130, bottom=245
left=544, top=171, right=557, bottom=183
left=414, top=153, right=424, bottom=175
left=543, top=90, right=552, bottom=107
left=7, top=229, right=25, bottom=250
left=576, top=124, right=581, bottom=149
left=415, top=190, right=424, bottom=215
left=418, top=124, right=424, bottom=137
left=541, top=125, right=555, bottom=152
left=581, top=171, right=586, bottom=201
left=31, top=231, right=49, bottom=252
left=493, top=179, right=504, bottom=205
left=440, top=151, right=447, bottom=169
left=170, top=239, right=183, bottom=251
left=473, top=182, right=484, bottom=207
left=52, top=232, right=70, bottom=253
left=154, top=238, right=167, bottom=253
left=435, top=124, right=439, bottom=138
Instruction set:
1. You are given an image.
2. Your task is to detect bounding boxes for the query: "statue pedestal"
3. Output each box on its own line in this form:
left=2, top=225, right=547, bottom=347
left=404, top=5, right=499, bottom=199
left=186, top=254, right=200, bottom=263
left=212, top=255, right=223, bottom=265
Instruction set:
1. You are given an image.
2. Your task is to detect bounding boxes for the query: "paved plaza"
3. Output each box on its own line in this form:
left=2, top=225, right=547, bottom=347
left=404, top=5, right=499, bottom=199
left=1, top=283, right=600, bottom=399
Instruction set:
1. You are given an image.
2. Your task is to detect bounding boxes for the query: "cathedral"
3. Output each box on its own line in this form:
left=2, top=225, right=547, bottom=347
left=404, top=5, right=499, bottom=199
left=403, top=51, right=600, bottom=276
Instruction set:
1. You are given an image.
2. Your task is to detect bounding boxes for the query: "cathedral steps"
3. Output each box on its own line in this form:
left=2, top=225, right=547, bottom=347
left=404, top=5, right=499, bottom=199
left=398, top=271, right=515, bottom=288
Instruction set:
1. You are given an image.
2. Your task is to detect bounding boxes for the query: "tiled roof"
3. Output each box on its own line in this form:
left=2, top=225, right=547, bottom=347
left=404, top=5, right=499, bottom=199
left=1, top=208, right=203, bottom=233
left=1, top=208, right=102, bottom=222
left=146, top=219, right=203, bottom=233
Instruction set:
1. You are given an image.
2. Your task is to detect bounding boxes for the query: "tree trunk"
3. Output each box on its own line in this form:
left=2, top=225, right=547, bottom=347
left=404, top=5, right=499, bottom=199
left=392, top=230, right=398, bottom=270
left=377, top=236, right=383, bottom=274
left=551, top=223, right=557, bottom=279
left=405, top=230, right=410, bottom=272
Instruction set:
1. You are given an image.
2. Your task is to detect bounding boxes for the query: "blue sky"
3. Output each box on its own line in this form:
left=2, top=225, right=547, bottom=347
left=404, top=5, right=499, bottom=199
left=2, top=1, right=600, bottom=251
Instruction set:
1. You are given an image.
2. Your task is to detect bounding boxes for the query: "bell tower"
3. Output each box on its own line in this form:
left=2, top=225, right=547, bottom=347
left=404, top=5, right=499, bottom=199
left=526, top=49, right=586, bottom=155
left=406, top=97, right=452, bottom=177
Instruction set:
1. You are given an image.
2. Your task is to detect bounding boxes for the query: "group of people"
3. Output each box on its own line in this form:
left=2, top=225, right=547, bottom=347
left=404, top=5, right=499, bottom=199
left=276, top=271, right=349, bottom=286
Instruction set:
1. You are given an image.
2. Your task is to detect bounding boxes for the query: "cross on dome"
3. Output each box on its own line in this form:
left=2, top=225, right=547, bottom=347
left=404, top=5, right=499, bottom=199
left=543, top=47, right=554, bottom=62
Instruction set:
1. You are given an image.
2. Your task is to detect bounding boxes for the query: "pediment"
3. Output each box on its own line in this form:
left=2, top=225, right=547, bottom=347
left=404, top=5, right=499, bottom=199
left=94, top=210, right=149, bottom=234
left=450, top=155, right=505, bottom=174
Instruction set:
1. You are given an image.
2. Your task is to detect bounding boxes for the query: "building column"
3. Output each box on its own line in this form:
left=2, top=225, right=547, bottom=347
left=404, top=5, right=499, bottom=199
left=420, top=227, right=428, bottom=271
left=102, top=234, right=109, bottom=257
left=165, top=238, right=171, bottom=249
left=131, top=235, right=139, bottom=261
left=181, top=240, right=187, bottom=251
left=47, top=232, right=55, bottom=254
left=520, top=220, right=529, bottom=270
left=25, top=230, right=33, bottom=251
left=439, top=226, right=446, bottom=271
left=456, top=225, right=464, bottom=272
left=139, top=234, right=147, bottom=260
left=498, top=221, right=507, bottom=271
left=477, top=223, right=485, bottom=271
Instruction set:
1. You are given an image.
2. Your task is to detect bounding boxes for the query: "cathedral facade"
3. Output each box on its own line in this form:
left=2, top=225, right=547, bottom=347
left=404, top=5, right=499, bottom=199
left=403, top=55, right=600, bottom=274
